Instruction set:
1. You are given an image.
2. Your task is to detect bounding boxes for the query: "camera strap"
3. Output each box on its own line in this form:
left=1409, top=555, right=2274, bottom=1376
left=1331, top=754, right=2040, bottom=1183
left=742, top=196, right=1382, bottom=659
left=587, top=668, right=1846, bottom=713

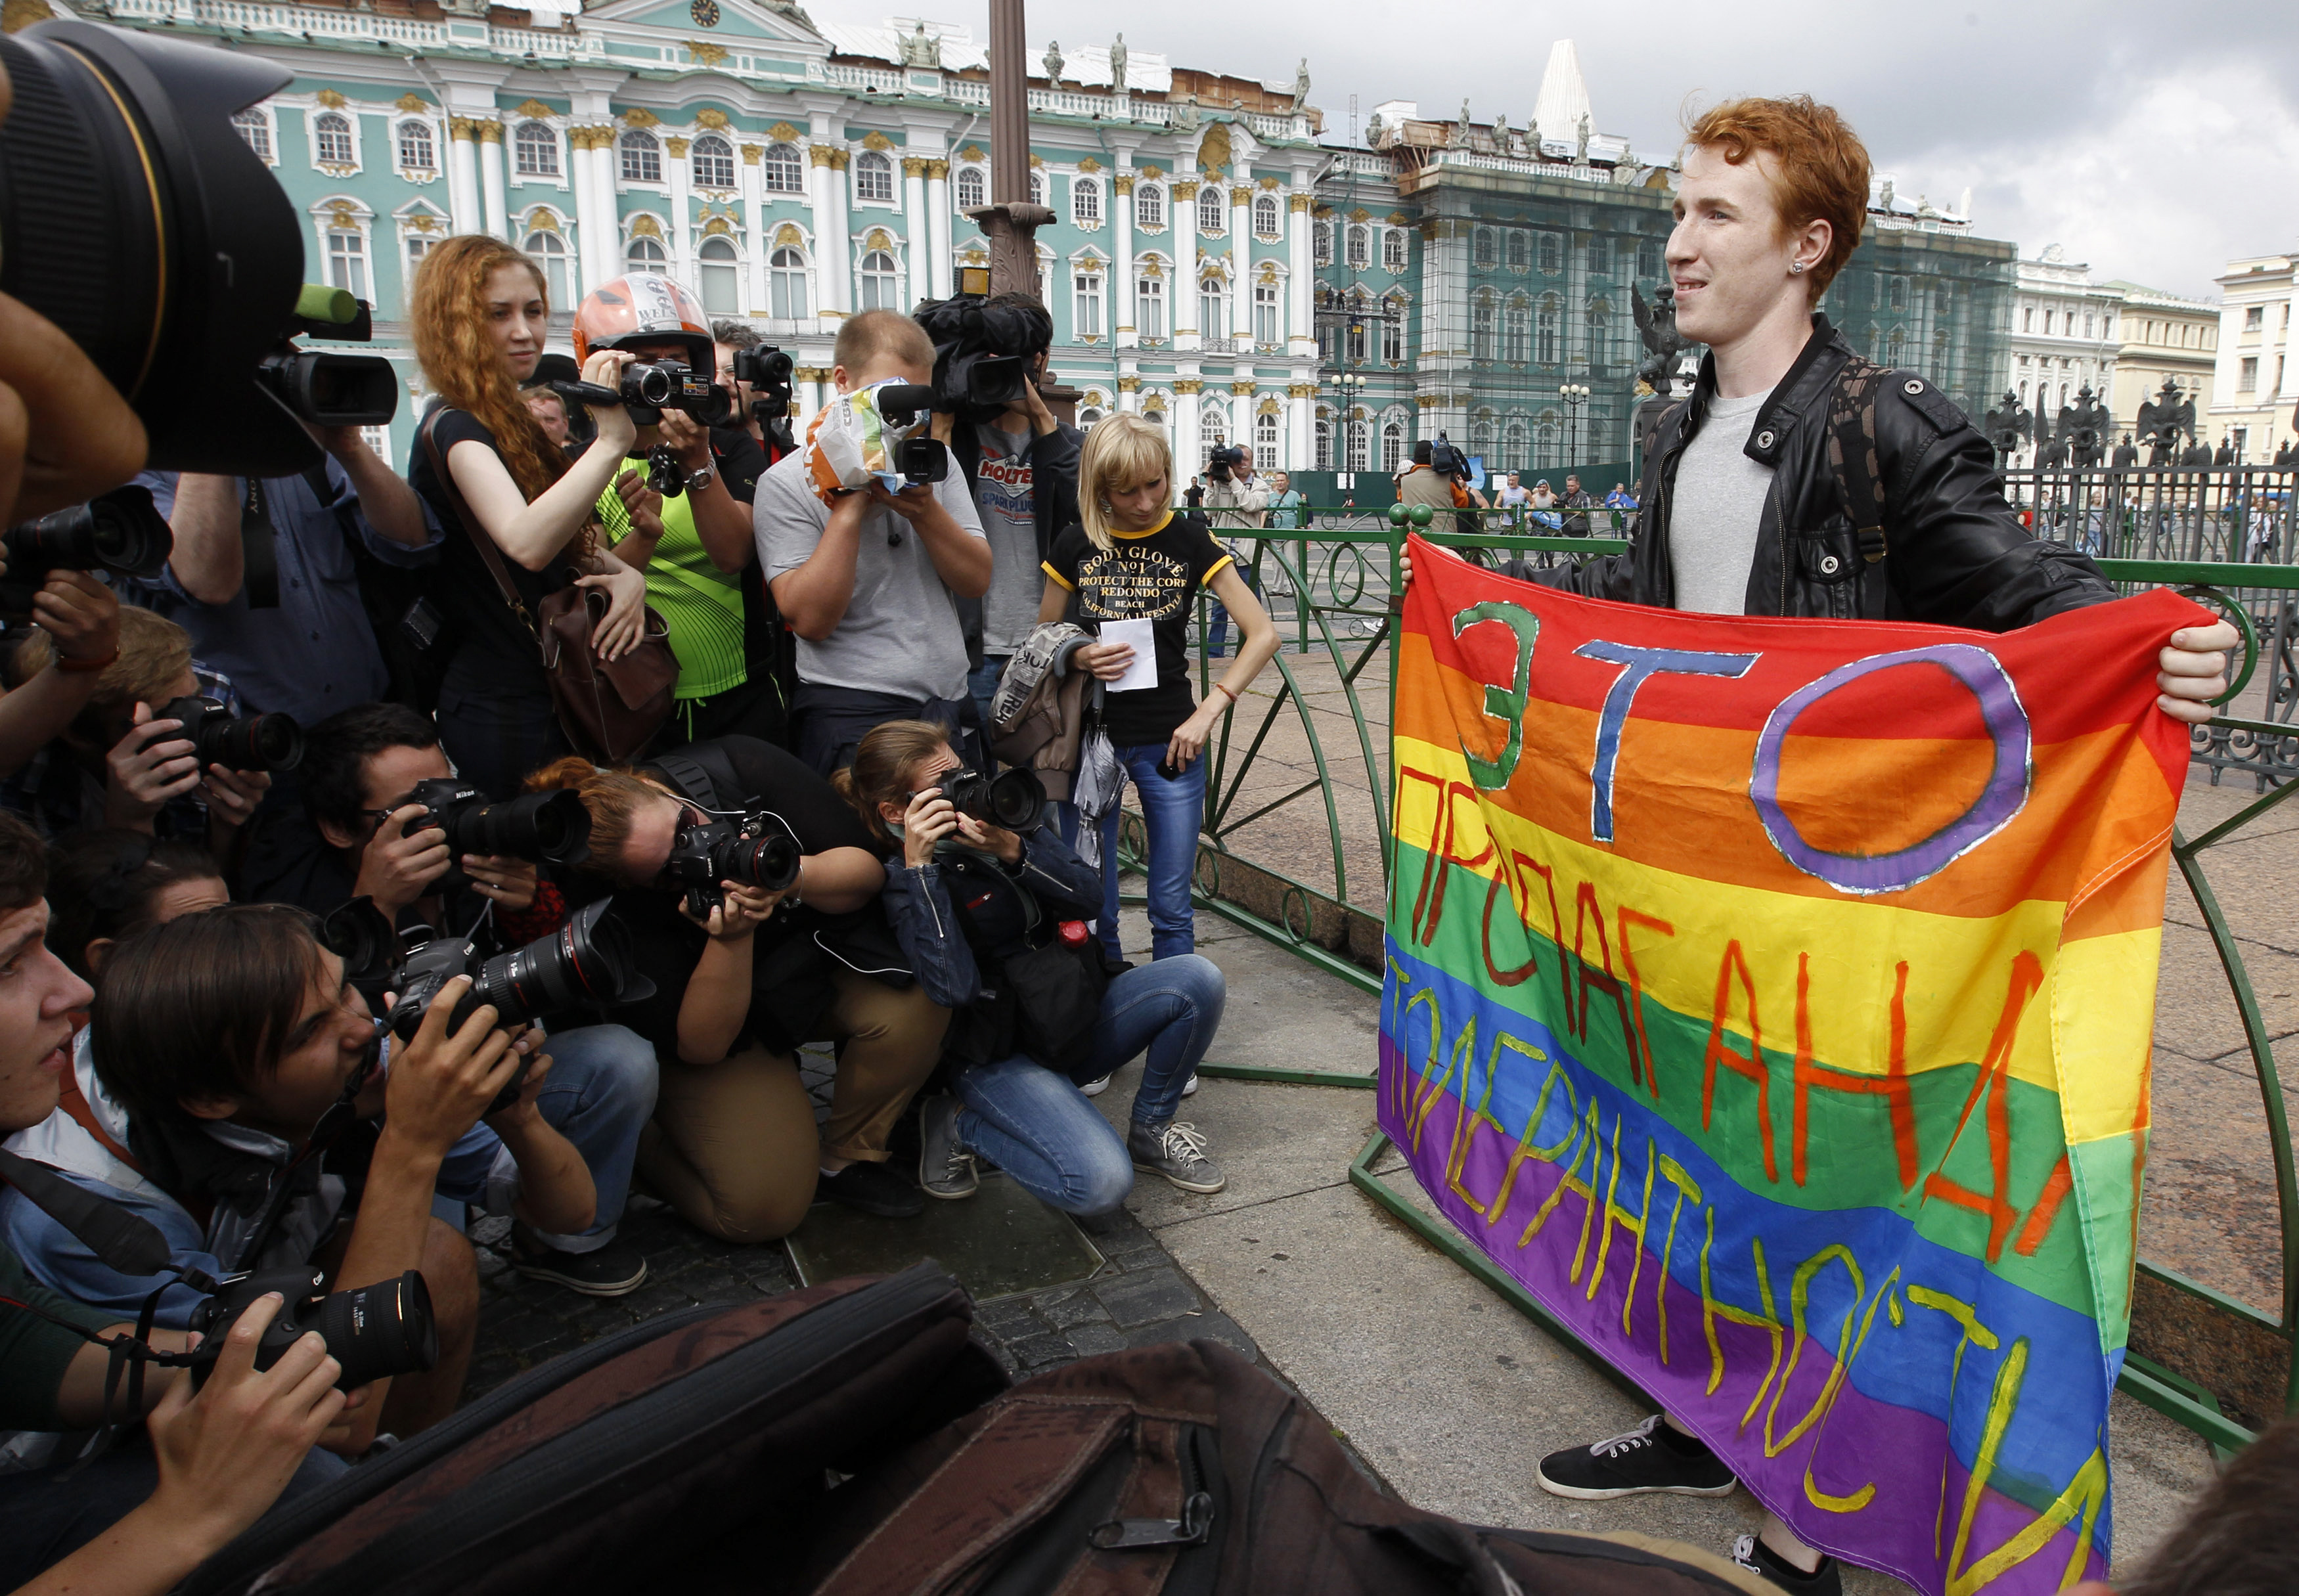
left=240, top=477, right=282, bottom=611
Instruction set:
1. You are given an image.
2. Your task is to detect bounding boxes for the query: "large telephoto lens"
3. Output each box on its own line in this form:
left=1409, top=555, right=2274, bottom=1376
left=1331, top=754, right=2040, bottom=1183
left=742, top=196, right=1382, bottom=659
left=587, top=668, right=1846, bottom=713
left=0, top=22, right=320, bottom=476
left=307, top=1270, right=437, bottom=1389
left=723, top=831, right=801, bottom=892
left=444, top=790, right=592, bottom=866
left=202, top=711, right=301, bottom=773
left=466, top=898, right=651, bottom=1031
left=3, top=485, right=173, bottom=580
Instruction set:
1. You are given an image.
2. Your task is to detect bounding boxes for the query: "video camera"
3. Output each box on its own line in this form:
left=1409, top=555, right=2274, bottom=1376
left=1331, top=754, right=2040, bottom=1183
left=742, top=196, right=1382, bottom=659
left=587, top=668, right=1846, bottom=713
left=912, top=294, right=1052, bottom=423
left=1206, top=445, right=1247, bottom=485
left=0, top=483, right=174, bottom=613
left=550, top=361, right=731, bottom=429
left=664, top=810, right=801, bottom=920
left=390, top=778, right=592, bottom=888
left=731, top=343, right=798, bottom=454
left=189, top=1264, right=435, bottom=1392
left=0, top=22, right=399, bottom=474
left=866, top=384, right=952, bottom=485
left=1428, top=433, right=1471, bottom=479
left=156, top=694, right=303, bottom=774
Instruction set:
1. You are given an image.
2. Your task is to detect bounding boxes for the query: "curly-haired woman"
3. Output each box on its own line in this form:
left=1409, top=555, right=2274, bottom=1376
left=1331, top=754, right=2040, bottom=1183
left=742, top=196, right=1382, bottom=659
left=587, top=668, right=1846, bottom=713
left=407, top=234, right=653, bottom=797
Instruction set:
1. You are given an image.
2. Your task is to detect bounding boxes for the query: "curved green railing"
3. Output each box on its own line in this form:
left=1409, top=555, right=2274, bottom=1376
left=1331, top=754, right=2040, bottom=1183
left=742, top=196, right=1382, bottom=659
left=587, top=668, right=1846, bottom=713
left=1135, top=506, right=2299, bottom=1455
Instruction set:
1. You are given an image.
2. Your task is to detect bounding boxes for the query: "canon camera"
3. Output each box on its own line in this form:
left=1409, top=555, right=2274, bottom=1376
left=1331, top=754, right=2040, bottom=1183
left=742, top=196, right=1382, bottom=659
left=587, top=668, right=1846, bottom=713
left=156, top=694, right=302, bottom=774
left=0, top=485, right=173, bottom=613
left=664, top=812, right=801, bottom=920
left=390, top=777, right=592, bottom=888
left=189, top=1265, right=436, bottom=1392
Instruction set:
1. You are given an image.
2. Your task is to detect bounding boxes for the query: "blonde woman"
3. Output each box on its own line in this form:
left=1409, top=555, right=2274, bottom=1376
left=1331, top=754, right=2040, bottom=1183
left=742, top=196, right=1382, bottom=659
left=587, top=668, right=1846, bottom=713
left=1037, top=414, right=1278, bottom=967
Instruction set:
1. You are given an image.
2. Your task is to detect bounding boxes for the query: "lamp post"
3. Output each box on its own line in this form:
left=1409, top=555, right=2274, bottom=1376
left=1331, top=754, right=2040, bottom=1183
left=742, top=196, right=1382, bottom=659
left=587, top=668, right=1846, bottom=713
left=1558, top=382, right=1590, bottom=472
left=1333, top=371, right=1366, bottom=477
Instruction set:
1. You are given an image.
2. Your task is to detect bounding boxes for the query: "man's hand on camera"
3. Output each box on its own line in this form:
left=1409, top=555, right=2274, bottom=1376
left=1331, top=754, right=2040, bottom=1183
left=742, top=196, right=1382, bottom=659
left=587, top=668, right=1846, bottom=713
left=382, top=975, right=530, bottom=1156
left=901, top=787, right=959, bottom=870
left=613, top=468, right=664, bottom=543
left=864, top=479, right=938, bottom=522
left=144, top=1292, right=347, bottom=1559
left=201, top=765, right=270, bottom=831
left=356, top=803, right=451, bottom=917
left=657, top=409, right=713, bottom=472
left=927, top=410, right=957, bottom=446
left=460, top=854, right=537, bottom=911
left=679, top=881, right=782, bottom=941
left=32, top=570, right=119, bottom=667
left=952, top=812, right=1023, bottom=865
left=303, top=422, right=372, bottom=464
left=481, top=1036, right=551, bottom=1132
left=105, top=703, right=201, bottom=830
left=579, top=349, right=638, bottom=454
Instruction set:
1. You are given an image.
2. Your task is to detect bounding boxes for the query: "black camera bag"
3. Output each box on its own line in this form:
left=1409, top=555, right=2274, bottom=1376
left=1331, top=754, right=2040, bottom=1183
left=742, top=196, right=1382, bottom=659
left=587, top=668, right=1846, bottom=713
left=181, top=1264, right=1000, bottom=1596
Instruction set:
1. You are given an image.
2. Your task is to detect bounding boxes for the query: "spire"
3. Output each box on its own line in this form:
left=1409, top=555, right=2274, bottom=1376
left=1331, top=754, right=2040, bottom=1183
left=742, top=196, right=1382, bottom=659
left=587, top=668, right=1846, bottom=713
left=1532, top=39, right=1591, bottom=145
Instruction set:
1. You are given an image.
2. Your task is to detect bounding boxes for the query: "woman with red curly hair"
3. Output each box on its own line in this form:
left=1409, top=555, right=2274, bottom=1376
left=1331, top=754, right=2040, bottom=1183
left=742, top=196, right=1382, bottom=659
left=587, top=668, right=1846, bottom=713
left=407, top=235, right=653, bottom=797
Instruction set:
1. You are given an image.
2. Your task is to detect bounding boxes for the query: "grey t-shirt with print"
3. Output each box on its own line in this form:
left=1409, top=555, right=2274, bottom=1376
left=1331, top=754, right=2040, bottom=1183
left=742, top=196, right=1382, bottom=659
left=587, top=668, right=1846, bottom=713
left=1667, top=387, right=1775, bottom=616
left=973, top=422, right=1043, bottom=656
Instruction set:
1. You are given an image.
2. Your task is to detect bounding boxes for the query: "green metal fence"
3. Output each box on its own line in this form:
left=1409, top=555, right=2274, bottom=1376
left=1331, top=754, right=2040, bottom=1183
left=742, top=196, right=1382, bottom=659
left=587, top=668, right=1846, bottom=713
left=1151, top=507, right=2299, bottom=1457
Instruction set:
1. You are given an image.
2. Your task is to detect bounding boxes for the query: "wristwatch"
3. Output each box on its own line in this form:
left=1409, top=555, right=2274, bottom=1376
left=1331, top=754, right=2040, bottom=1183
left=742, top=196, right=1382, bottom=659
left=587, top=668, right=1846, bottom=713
left=684, top=461, right=717, bottom=495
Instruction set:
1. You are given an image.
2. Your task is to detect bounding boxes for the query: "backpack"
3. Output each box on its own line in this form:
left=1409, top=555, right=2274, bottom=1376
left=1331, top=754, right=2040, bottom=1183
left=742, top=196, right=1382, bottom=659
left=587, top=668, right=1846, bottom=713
left=804, top=1337, right=1769, bottom=1596
left=989, top=622, right=1094, bottom=801
left=183, top=1264, right=1002, bottom=1596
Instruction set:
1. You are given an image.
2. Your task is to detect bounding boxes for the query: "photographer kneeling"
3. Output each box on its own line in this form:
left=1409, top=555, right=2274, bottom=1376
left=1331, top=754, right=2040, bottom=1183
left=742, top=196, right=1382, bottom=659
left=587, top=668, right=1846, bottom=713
left=236, top=702, right=657, bottom=1296
left=838, top=721, right=1229, bottom=1212
left=528, top=734, right=944, bottom=1233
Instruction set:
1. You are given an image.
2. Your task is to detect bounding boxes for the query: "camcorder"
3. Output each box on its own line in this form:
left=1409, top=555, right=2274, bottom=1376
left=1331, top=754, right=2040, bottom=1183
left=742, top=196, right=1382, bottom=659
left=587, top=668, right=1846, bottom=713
left=323, top=896, right=654, bottom=1115
left=552, top=360, right=731, bottom=428
left=932, top=766, right=1046, bottom=833
left=0, top=483, right=173, bottom=613
left=1206, top=445, right=1247, bottom=485
left=189, top=1264, right=436, bottom=1392
left=731, top=344, right=797, bottom=452
left=1428, top=433, right=1471, bottom=479
left=664, top=811, right=801, bottom=919
left=0, top=22, right=399, bottom=474
left=868, top=384, right=951, bottom=485
left=912, top=294, right=1052, bottom=423
left=390, top=777, right=592, bottom=889
left=155, top=694, right=303, bottom=773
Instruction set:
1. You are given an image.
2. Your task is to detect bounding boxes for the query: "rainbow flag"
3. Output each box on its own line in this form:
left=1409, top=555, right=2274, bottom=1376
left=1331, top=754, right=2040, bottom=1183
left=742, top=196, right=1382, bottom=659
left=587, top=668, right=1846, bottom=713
left=1381, top=536, right=2198, bottom=1595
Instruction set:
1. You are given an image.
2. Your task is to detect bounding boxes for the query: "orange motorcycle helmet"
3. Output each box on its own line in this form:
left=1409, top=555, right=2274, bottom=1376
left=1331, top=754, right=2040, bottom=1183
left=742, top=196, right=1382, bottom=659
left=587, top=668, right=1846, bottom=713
left=572, top=274, right=715, bottom=371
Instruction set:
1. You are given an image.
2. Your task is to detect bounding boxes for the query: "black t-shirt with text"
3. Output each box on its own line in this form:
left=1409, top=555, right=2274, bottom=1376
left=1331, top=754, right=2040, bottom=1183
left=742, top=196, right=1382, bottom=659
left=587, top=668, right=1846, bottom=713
left=1042, top=511, right=1232, bottom=747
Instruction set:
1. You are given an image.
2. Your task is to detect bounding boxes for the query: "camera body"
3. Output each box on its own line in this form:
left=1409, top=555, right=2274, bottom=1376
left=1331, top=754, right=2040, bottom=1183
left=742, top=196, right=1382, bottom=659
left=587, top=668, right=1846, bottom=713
left=620, top=359, right=729, bottom=424
left=664, top=812, right=801, bottom=919
left=256, top=288, right=397, bottom=430
left=1206, top=445, right=1247, bottom=485
left=1428, top=433, right=1470, bottom=479
left=156, top=695, right=303, bottom=773
left=0, top=485, right=175, bottom=613
left=867, top=384, right=951, bottom=485
left=938, top=766, right=1046, bottom=833
left=188, top=1266, right=437, bottom=1392
left=390, top=777, right=592, bottom=889
left=380, top=897, right=650, bottom=1048
left=731, top=344, right=795, bottom=412
left=912, top=295, right=1052, bottom=423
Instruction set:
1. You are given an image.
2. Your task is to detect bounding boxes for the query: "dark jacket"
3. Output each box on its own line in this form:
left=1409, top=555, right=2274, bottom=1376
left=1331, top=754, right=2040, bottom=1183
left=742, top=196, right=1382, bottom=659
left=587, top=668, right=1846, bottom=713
left=1544, top=315, right=2114, bottom=628
left=950, top=415, right=1084, bottom=663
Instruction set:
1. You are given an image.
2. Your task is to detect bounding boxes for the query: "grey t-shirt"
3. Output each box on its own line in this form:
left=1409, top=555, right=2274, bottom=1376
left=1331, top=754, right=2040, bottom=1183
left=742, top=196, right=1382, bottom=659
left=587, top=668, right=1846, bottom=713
left=973, top=422, right=1042, bottom=656
left=753, top=449, right=987, bottom=701
left=1668, top=388, right=1775, bottom=615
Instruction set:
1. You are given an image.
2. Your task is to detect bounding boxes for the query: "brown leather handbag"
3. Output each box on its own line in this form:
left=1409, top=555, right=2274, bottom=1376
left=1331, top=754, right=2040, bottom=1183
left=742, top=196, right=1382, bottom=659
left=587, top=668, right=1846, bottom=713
left=422, top=409, right=678, bottom=764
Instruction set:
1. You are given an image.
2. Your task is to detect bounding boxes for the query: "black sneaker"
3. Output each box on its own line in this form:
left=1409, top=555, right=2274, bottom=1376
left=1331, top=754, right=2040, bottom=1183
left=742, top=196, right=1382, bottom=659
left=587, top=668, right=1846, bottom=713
left=918, top=1095, right=977, bottom=1201
left=511, top=1228, right=648, bottom=1298
left=818, top=1159, right=924, bottom=1218
left=1731, top=1534, right=1842, bottom=1595
left=1533, top=1414, right=1737, bottom=1499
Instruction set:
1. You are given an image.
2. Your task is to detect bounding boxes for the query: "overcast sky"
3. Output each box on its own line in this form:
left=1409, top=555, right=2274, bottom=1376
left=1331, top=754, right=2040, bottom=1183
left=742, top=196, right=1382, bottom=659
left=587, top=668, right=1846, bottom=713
left=762, top=0, right=2298, bottom=301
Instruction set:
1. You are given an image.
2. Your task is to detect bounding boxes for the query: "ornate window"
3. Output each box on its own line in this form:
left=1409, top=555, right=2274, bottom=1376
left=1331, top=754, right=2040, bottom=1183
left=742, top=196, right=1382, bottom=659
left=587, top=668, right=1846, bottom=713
left=233, top=108, right=273, bottom=162
left=1473, top=228, right=1496, bottom=270
left=769, top=247, right=809, bottom=319
left=1029, top=169, right=1046, bottom=208
left=313, top=112, right=355, bottom=167
left=697, top=235, right=742, bottom=313
left=1347, top=415, right=1371, bottom=472
left=1636, top=239, right=1661, bottom=280
left=1470, top=412, right=1494, bottom=464
left=1198, top=275, right=1228, bottom=342
left=1314, top=413, right=1332, bottom=471
left=1383, top=294, right=1406, bottom=363
left=1537, top=412, right=1559, bottom=464
left=405, top=231, right=436, bottom=273
left=855, top=151, right=895, bottom=202
left=1073, top=268, right=1103, bottom=338
left=1253, top=193, right=1280, bottom=238
left=1505, top=417, right=1528, bottom=471
left=1347, top=224, right=1371, bottom=269
left=395, top=120, right=435, bottom=172
left=524, top=227, right=570, bottom=307
left=1136, top=275, right=1165, bottom=340
left=1381, top=419, right=1404, bottom=474
left=1504, top=304, right=1529, bottom=363
left=1199, top=396, right=1226, bottom=449
left=1197, top=185, right=1224, bottom=234
left=1253, top=282, right=1278, bottom=347
left=325, top=221, right=368, bottom=299
left=955, top=164, right=986, bottom=210
left=691, top=135, right=735, bottom=191
left=857, top=248, right=900, bottom=309
left=1072, top=175, right=1101, bottom=225
left=1136, top=182, right=1164, bottom=229
left=513, top=121, right=558, bottom=179
left=1506, top=231, right=1529, bottom=271
left=763, top=142, right=805, bottom=192
left=620, top=130, right=662, bottom=185
left=1888, top=277, right=1908, bottom=311
left=1254, top=410, right=1278, bottom=470
left=1383, top=227, right=1407, bottom=273
left=1537, top=293, right=1559, bottom=363
left=1537, top=232, right=1561, bottom=275
left=1471, top=291, right=1496, bottom=361
left=1345, top=295, right=1368, bottom=363
left=1586, top=297, right=1611, bottom=363
left=626, top=233, right=668, bottom=274
left=1588, top=236, right=1611, bottom=276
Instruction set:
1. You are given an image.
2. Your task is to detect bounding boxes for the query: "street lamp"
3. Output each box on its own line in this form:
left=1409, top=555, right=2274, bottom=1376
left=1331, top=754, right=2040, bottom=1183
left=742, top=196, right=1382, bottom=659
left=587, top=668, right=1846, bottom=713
left=1557, top=383, right=1591, bottom=470
left=1333, top=372, right=1368, bottom=475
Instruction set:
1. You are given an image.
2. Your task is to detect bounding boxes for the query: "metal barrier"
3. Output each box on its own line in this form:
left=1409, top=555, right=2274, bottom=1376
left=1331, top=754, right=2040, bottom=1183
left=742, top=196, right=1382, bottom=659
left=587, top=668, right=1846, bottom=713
left=1153, top=508, right=2299, bottom=1454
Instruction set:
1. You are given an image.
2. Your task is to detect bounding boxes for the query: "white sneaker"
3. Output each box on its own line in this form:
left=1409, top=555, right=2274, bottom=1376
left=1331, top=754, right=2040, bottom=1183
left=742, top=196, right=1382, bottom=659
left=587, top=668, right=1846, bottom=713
left=1182, top=1073, right=1199, bottom=1097
left=1079, top=1075, right=1111, bottom=1097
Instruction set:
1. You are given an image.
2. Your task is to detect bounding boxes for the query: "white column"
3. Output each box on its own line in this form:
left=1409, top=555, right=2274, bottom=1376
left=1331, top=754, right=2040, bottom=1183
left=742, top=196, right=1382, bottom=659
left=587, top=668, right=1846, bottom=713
left=663, top=136, right=694, bottom=287
left=1287, top=192, right=1314, bottom=358
left=569, top=129, right=609, bottom=292
left=447, top=118, right=481, bottom=234
left=925, top=159, right=952, bottom=299
left=478, top=121, right=508, bottom=240
left=1171, top=173, right=1199, bottom=348
left=809, top=141, right=848, bottom=318
left=1229, top=184, right=1252, bottom=344
left=740, top=143, right=769, bottom=313
left=901, top=156, right=929, bottom=299
left=1287, top=388, right=1311, bottom=468
left=1174, top=374, right=1204, bottom=473
left=591, top=127, right=623, bottom=284
left=1112, top=170, right=1136, bottom=349
left=565, top=133, right=592, bottom=290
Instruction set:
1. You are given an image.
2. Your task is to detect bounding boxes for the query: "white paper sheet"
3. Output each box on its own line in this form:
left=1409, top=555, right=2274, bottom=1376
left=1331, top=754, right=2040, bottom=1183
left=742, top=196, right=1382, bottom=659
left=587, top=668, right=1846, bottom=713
left=1100, top=617, right=1160, bottom=693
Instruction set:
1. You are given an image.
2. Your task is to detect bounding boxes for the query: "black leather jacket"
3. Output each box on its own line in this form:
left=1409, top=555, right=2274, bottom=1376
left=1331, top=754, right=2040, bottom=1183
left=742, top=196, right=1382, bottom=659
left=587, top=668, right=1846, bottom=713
left=1542, top=315, right=2114, bottom=629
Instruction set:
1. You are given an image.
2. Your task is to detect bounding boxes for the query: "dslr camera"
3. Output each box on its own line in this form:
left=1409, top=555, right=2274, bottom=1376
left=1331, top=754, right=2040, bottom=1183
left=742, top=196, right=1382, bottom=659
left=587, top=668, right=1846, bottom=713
left=664, top=812, right=802, bottom=919
left=930, top=766, right=1046, bottom=833
left=912, top=294, right=1053, bottom=422
left=156, top=694, right=303, bottom=773
left=189, top=1265, right=436, bottom=1392
left=0, top=484, right=173, bottom=613
left=1206, top=445, right=1247, bottom=485
left=390, top=778, right=592, bottom=889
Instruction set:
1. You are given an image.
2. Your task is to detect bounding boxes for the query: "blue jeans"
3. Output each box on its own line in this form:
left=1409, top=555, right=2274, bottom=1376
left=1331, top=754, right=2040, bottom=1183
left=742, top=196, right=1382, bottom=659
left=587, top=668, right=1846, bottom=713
left=1096, top=745, right=1205, bottom=964
left=954, top=956, right=1226, bottom=1213
left=969, top=653, right=1008, bottom=742
left=529, top=1023, right=659, bottom=1253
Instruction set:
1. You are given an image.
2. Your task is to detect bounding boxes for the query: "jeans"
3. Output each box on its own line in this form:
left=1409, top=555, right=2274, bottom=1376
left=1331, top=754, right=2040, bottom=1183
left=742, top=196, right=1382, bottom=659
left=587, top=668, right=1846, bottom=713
left=527, top=1023, right=659, bottom=1253
left=968, top=654, right=1008, bottom=744
left=1205, top=553, right=1261, bottom=657
left=952, top=956, right=1226, bottom=1214
left=792, top=684, right=985, bottom=777
left=1094, top=744, right=1205, bottom=963
left=437, top=685, right=569, bottom=801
